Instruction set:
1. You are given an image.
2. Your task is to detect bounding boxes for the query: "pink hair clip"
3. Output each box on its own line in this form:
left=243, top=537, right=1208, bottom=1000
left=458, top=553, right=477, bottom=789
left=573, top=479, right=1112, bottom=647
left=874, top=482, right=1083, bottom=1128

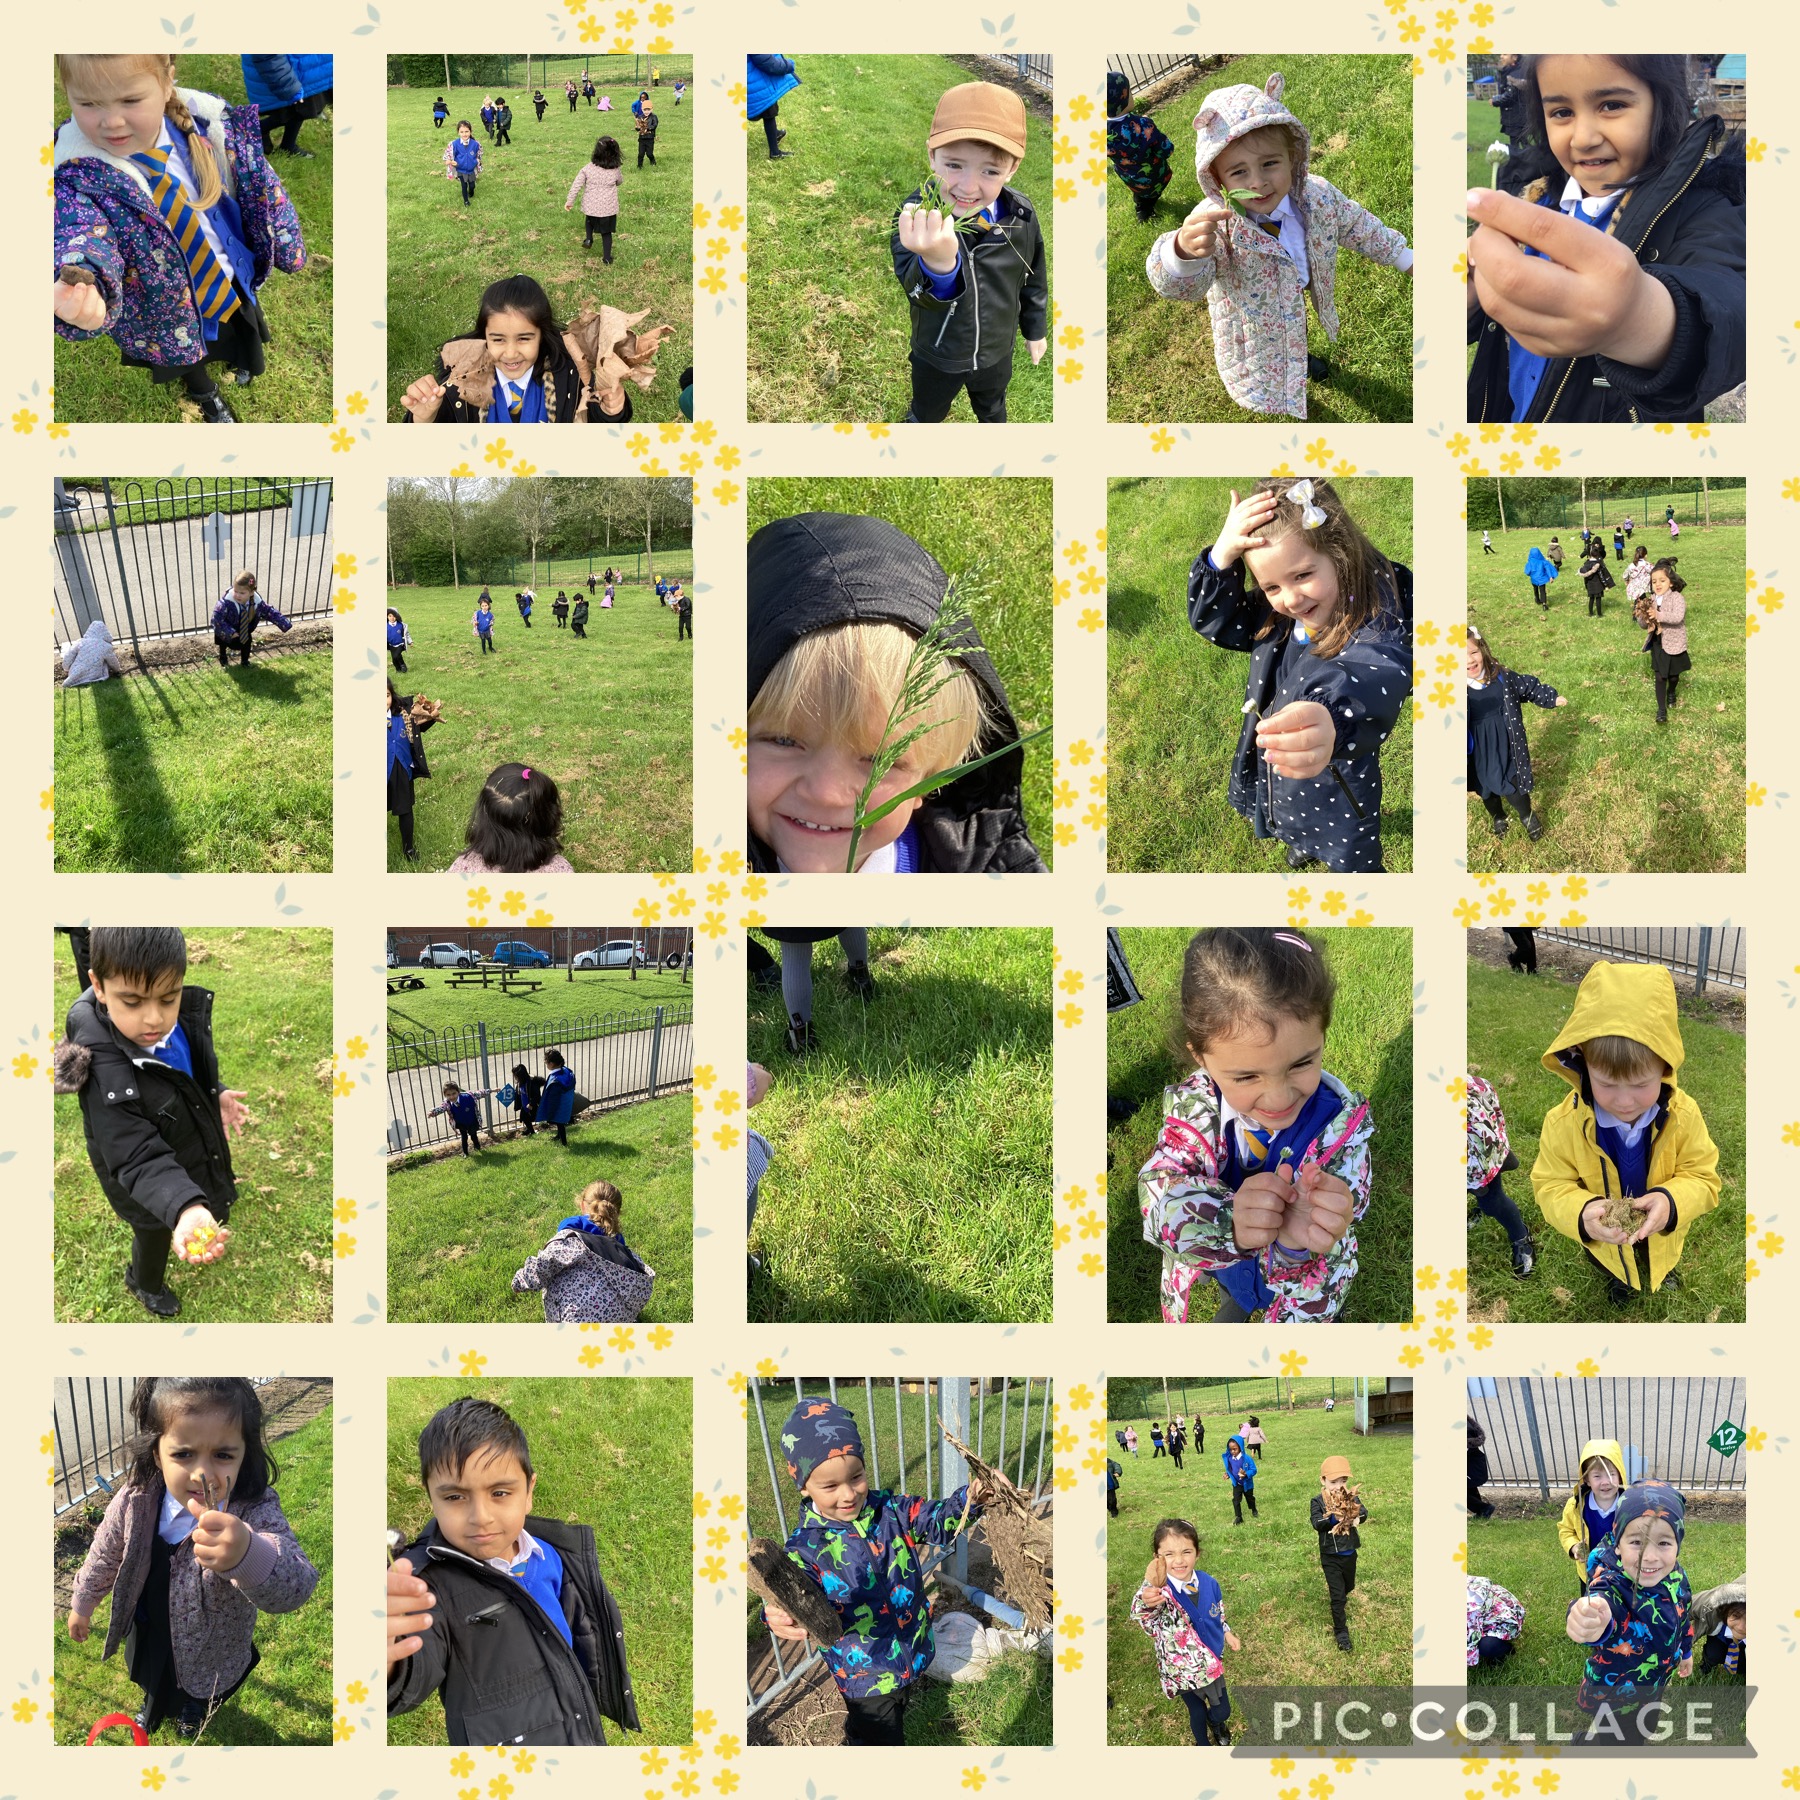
left=1271, top=931, right=1313, bottom=952
left=521, top=767, right=532, bottom=780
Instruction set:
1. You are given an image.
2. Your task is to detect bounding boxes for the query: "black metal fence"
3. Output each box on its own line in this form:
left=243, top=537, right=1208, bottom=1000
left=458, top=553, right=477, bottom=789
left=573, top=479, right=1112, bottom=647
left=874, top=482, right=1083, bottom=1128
left=1109, top=1375, right=1380, bottom=1417
left=389, top=53, right=693, bottom=91
left=1469, top=1376, right=1749, bottom=1495
left=387, top=1002, right=692, bottom=1152
left=1532, top=925, right=1746, bottom=993
left=52, top=477, right=335, bottom=649
left=53, top=1377, right=135, bottom=1517
left=1106, top=54, right=1203, bottom=96
left=980, top=54, right=1052, bottom=91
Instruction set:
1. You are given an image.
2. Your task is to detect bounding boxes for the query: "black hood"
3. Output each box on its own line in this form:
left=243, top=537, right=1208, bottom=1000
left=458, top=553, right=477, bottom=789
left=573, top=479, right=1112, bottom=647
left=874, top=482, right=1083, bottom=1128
left=745, top=512, right=1044, bottom=873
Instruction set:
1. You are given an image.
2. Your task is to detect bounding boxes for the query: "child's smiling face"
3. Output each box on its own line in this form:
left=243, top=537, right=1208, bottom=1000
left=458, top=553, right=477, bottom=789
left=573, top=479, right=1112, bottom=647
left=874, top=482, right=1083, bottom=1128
left=93, top=966, right=185, bottom=1048
left=1244, top=531, right=1343, bottom=636
left=1156, top=1530, right=1199, bottom=1582
left=803, top=1453, right=869, bottom=1522
left=1585, top=1459, right=1622, bottom=1504
left=484, top=309, right=541, bottom=385
left=427, top=1445, right=537, bottom=1561
left=154, top=1405, right=243, bottom=1510
left=1212, top=129, right=1294, bottom=213
left=1616, top=1513, right=1679, bottom=1586
left=1535, top=55, right=1657, bottom=196
left=747, top=716, right=925, bottom=873
left=1194, top=1009, right=1326, bottom=1134
left=66, top=61, right=174, bottom=160
left=926, top=139, right=1017, bottom=216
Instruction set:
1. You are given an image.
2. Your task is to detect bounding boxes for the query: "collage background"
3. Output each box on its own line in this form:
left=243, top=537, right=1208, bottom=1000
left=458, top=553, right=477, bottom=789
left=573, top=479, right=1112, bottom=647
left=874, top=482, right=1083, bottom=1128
left=9, top=0, right=1788, bottom=1792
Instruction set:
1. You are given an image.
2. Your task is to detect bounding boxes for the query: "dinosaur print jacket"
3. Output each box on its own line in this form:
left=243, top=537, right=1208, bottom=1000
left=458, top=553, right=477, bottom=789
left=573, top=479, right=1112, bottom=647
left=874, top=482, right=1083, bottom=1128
left=1573, top=1552, right=1693, bottom=1714
left=780, top=1487, right=982, bottom=1699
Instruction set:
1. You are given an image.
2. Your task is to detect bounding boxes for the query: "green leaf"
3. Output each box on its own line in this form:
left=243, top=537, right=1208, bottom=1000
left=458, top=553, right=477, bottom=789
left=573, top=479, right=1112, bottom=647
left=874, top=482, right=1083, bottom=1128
left=854, top=725, right=1052, bottom=829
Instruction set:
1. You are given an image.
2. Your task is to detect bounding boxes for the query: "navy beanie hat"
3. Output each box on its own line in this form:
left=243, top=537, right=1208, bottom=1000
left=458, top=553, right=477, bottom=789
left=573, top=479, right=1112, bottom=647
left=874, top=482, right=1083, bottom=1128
left=780, top=1396, right=864, bottom=1490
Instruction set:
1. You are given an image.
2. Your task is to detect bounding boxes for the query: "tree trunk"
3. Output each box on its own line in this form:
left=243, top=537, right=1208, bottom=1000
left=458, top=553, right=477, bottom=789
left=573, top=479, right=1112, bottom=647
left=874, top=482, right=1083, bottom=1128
left=1495, top=477, right=1507, bottom=535
left=643, top=490, right=657, bottom=587
left=1701, top=474, right=1711, bottom=529
left=444, top=53, right=451, bottom=89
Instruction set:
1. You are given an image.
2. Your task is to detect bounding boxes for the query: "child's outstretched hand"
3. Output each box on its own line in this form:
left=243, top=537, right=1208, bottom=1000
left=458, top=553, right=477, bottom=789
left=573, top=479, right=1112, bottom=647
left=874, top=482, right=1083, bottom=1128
left=184, top=1491, right=251, bottom=1571
left=1677, top=1654, right=1694, bottom=1679
left=1282, top=1161, right=1356, bottom=1255
left=1027, top=338, right=1047, bottom=365
left=897, top=203, right=960, bottom=275
left=1465, top=187, right=1677, bottom=370
left=1224, top=1628, right=1242, bottom=1652
left=1555, top=696, right=1569, bottom=707
left=1230, top=1167, right=1293, bottom=1251
left=1213, top=487, right=1281, bottom=569
left=67, top=1608, right=92, bottom=1642
left=1568, top=1593, right=1612, bottom=1643
left=763, top=1604, right=811, bottom=1644
left=173, top=1204, right=231, bottom=1265
left=219, top=1089, right=251, bottom=1136
left=1139, top=1558, right=1168, bottom=1606
left=387, top=1556, right=436, bottom=1666
left=1174, top=198, right=1233, bottom=261
left=747, top=1062, right=772, bottom=1108
left=1625, top=1190, right=1672, bottom=1244
left=53, top=274, right=107, bottom=331
left=402, top=375, right=447, bottom=422
left=1256, top=701, right=1336, bottom=780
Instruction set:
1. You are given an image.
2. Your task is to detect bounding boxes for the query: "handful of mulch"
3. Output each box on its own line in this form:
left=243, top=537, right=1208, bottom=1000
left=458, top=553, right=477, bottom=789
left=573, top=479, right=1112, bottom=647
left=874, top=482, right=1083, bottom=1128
left=1323, top=1482, right=1364, bottom=1535
left=941, top=1424, right=1054, bottom=1631
left=408, top=694, right=442, bottom=727
left=1598, top=1191, right=1643, bottom=1235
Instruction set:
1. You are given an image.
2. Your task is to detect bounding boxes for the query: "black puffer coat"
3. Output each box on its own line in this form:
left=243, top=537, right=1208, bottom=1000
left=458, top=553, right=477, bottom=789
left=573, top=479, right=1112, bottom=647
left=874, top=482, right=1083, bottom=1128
left=59, top=986, right=237, bottom=1232
left=1468, top=115, right=1746, bottom=424
left=387, top=1513, right=639, bottom=1746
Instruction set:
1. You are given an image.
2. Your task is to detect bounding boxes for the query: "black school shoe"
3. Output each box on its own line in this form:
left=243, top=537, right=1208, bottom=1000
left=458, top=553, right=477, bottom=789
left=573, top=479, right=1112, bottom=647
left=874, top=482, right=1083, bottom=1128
left=125, top=1266, right=180, bottom=1318
left=1510, top=1235, right=1537, bottom=1279
left=1524, top=812, right=1546, bottom=841
left=1335, top=1628, right=1353, bottom=1652
left=842, top=960, right=876, bottom=1000
left=1286, top=845, right=1317, bottom=871
left=194, top=390, right=238, bottom=423
left=1492, top=814, right=1509, bottom=838
left=1307, top=354, right=1331, bottom=381
left=175, top=1697, right=208, bottom=1739
left=785, top=1013, right=817, bottom=1055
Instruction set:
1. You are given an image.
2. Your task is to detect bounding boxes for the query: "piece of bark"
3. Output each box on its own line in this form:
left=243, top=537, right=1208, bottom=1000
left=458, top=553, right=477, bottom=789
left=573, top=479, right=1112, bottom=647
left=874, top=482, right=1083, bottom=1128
left=747, top=1536, right=843, bottom=1646
left=939, top=1424, right=1054, bottom=1631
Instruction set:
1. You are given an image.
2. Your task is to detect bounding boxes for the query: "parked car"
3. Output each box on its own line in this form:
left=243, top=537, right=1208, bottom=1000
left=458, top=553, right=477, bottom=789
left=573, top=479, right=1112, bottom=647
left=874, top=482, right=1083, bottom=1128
left=387, top=947, right=398, bottom=968
left=490, top=941, right=552, bottom=969
left=418, top=943, right=475, bottom=968
left=573, top=940, right=648, bottom=969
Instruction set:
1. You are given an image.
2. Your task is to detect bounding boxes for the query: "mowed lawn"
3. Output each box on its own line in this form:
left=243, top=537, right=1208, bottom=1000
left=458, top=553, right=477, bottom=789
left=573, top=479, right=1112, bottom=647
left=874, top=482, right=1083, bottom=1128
left=53, top=931, right=334, bottom=1325
left=386, top=575, right=693, bottom=872
left=1466, top=956, right=1746, bottom=1323
left=55, top=646, right=334, bottom=873
left=1107, top=927, right=1414, bottom=1324
left=1107, top=54, right=1414, bottom=424
left=1108, top=476, right=1414, bottom=872
left=52, top=55, right=334, bottom=424
left=745, top=476, right=1054, bottom=867
left=54, top=1409, right=335, bottom=1744
left=747, top=929, right=1054, bottom=1324
left=1107, top=1402, right=1414, bottom=1743
left=387, top=1091, right=691, bottom=1324
left=386, top=74, right=692, bottom=422
left=744, top=55, right=1055, bottom=423
left=386, top=1378, right=692, bottom=1746
left=1466, top=525, right=1746, bottom=872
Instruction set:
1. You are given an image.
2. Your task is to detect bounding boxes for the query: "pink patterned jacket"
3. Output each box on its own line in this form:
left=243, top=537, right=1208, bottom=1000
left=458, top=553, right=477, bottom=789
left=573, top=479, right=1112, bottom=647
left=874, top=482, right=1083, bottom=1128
left=1130, top=1581, right=1228, bottom=1698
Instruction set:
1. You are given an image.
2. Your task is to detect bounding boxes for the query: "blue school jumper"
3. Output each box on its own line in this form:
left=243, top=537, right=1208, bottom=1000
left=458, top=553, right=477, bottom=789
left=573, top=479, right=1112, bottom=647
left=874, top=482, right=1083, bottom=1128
left=149, top=1023, right=195, bottom=1079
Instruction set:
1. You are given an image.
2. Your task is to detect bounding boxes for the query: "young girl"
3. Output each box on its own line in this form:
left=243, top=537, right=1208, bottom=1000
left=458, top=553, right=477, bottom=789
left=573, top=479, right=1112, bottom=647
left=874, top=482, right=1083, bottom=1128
left=386, top=679, right=440, bottom=865
left=428, top=1081, right=497, bottom=1156
left=1647, top=557, right=1691, bottom=724
left=1624, top=542, right=1653, bottom=612
left=399, top=274, right=645, bottom=424
left=432, top=95, right=448, bottom=129
left=472, top=592, right=497, bottom=653
left=602, top=572, right=615, bottom=609
left=1467, top=55, right=1745, bottom=424
left=508, top=1061, right=544, bottom=1136
left=386, top=606, right=411, bottom=673
left=53, top=54, right=307, bottom=425
left=66, top=1377, right=320, bottom=1742
left=211, top=572, right=292, bottom=668
left=1466, top=1070, right=1537, bottom=1278
left=1465, top=624, right=1566, bottom=842
left=1137, top=926, right=1374, bottom=1323
left=1190, top=479, right=1412, bottom=874
left=1130, top=1519, right=1242, bottom=1745
left=510, top=1178, right=656, bottom=1323
left=538, top=1048, right=579, bottom=1145
left=1669, top=514, right=1682, bottom=542
left=443, top=120, right=482, bottom=206
left=1578, top=542, right=1612, bottom=618
left=553, top=590, right=570, bottom=628
left=447, top=763, right=575, bottom=875
left=566, top=78, right=579, bottom=114
left=515, top=588, right=534, bottom=628
left=1467, top=1575, right=1526, bottom=1668
left=566, top=137, right=623, bottom=260
left=1525, top=544, right=1558, bottom=609
left=1558, top=1440, right=1626, bottom=1593
left=532, top=89, right=548, bottom=124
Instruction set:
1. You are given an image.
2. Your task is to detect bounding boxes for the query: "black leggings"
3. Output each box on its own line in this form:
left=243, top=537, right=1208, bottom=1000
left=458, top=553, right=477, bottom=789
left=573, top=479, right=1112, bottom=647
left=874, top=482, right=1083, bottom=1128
left=584, top=217, right=616, bottom=251
left=218, top=639, right=250, bottom=668
left=1181, top=1684, right=1232, bottom=1745
left=1474, top=1634, right=1515, bottom=1666
left=1655, top=668, right=1682, bottom=716
left=1168, top=1443, right=1183, bottom=1470
left=1473, top=1173, right=1531, bottom=1248
left=480, top=633, right=495, bottom=654
left=395, top=810, right=415, bottom=855
left=1481, top=791, right=1532, bottom=824
left=458, top=174, right=477, bottom=203
left=456, top=1122, right=480, bottom=1156
left=758, top=104, right=783, bottom=155
left=569, top=94, right=578, bottom=112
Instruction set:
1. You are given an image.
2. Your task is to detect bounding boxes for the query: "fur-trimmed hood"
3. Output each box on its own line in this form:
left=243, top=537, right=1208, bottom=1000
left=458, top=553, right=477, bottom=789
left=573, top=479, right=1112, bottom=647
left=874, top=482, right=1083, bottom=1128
left=55, top=88, right=237, bottom=202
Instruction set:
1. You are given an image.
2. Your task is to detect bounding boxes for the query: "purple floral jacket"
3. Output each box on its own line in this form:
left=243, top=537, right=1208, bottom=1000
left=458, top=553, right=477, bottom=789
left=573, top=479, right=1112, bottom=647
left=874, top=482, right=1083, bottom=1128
left=54, top=90, right=306, bottom=368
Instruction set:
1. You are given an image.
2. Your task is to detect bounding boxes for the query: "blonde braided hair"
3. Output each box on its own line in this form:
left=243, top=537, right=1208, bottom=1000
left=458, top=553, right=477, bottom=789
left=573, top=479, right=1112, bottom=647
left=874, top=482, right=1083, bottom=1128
left=58, top=55, right=223, bottom=209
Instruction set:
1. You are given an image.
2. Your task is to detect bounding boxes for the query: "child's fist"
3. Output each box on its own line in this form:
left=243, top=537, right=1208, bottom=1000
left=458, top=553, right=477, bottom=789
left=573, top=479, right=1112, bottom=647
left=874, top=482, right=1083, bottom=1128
left=897, top=203, right=961, bottom=275
left=184, top=1495, right=252, bottom=1571
left=1175, top=199, right=1232, bottom=261
left=763, top=1604, right=810, bottom=1643
left=67, top=1609, right=92, bottom=1642
left=1213, top=487, right=1281, bottom=569
left=53, top=274, right=107, bottom=331
left=387, top=1556, right=435, bottom=1665
left=1256, top=701, right=1337, bottom=781
left=1284, top=1163, right=1355, bottom=1255
left=1231, top=1166, right=1293, bottom=1251
left=174, top=1204, right=231, bottom=1265
left=1567, top=1594, right=1612, bottom=1643
left=1026, top=337, right=1047, bottom=365
left=402, top=376, right=448, bottom=421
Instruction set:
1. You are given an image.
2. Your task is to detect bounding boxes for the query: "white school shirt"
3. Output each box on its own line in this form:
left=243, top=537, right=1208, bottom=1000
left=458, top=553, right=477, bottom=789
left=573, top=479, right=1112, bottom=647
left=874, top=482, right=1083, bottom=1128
left=1593, top=1100, right=1660, bottom=1148
left=158, top=1487, right=201, bottom=1545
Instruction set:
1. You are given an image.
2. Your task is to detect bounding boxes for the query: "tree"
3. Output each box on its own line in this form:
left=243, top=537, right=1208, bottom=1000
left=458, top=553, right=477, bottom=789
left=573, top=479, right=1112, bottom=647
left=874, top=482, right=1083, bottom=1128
left=1494, top=476, right=1506, bottom=535
left=505, top=477, right=560, bottom=586
left=418, top=475, right=476, bottom=588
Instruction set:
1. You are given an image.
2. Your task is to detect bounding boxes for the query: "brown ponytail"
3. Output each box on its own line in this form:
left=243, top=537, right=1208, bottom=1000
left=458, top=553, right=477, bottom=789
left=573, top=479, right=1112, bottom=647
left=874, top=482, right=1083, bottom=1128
left=163, top=78, right=225, bottom=211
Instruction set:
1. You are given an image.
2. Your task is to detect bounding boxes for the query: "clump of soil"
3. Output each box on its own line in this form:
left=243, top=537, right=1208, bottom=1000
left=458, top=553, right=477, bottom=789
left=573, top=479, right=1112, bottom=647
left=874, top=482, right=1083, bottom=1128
left=1598, top=1192, right=1641, bottom=1234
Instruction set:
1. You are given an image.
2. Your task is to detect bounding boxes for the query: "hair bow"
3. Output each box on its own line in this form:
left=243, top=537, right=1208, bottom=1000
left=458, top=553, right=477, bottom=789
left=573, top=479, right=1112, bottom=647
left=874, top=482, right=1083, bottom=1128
left=1285, top=480, right=1327, bottom=529
left=521, top=767, right=533, bottom=780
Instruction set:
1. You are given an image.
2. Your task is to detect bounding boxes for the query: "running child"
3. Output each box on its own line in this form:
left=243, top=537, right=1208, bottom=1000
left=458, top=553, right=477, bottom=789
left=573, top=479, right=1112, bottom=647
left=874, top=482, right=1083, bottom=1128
left=493, top=97, right=513, bottom=147
left=1311, top=1455, right=1369, bottom=1651
left=1579, top=541, right=1612, bottom=617
left=1646, top=557, right=1691, bottom=724
left=211, top=571, right=292, bottom=668
left=447, top=764, right=575, bottom=875
left=553, top=590, right=570, bottom=628
left=633, top=93, right=658, bottom=167
left=443, top=120, right=481, bottom=207
left=571, top=592, right=590, bottom=636
left=387, top=680, right=440, bottom=865
left=1221, top=1433, right=1258, bottom=1522
left=432, top=96, right=447, bottom=129
left=515, top=588, right=534, bottom=628
left=567, top=137, right=623, bottom=261
left=386, top=606, right=412, bottom=673
left=1130, top=1517, right=1242, bottom=1744
left=510, top=1179, right=656, bottom=1323
left=473, top=592, right=497, bottom=654
left=1465, top=624, right=1566, bottom=842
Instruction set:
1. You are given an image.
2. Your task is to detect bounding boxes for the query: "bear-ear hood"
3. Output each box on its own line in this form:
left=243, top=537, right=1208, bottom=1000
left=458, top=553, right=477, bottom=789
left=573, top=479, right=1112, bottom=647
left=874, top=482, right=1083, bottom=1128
left=1191, top=71, right=1311, bottom=208
left=1541, top=961, right=1684, bottom=1092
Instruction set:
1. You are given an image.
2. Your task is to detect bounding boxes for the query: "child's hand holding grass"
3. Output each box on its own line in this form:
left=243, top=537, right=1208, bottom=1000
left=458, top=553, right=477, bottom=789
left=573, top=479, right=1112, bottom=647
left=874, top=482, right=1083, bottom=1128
left=1230, top=1168, right=1294, bottom=1251
left=1282, top=1162, right=1355, bottom=1255
left=1568, top=1593, right=1612, bottom=1643
left=1174, top=198, right=1235, bottom=261
left=1624, top=1189, right=1672, bottom=1244
left=897, top=201, right=961, bottom=275
left=184, top=1489, right=252, bottom=1571
left=1579, top=1196, right=1635, bottom=1246
left=1255, top=701, right=1337, bottom=780
left=174, top=1204, right=231, bottom=1265
left=401, top=374, right=448, bottom=422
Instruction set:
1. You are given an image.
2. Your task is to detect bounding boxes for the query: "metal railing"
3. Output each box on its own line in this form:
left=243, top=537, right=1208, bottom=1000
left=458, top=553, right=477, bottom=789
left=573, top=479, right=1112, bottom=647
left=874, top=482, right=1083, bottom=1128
left=981, top=54, right=1052, bottom=91
left=387, top=1002, right=692, bottom=1152
left=1108, top=1375, right=1380, bottom=1418
left=53, top=477, right=335, bottom=649
left=747, top=1376, right=1053, bottom=1718
left=1469, top=1376, right=1749, bottom=1495
left=53, top=1378, right=135, bottom=1517
left=1105, top=54, right=1202, bottom=97
left=1531, top=925, right=1746, bottom=993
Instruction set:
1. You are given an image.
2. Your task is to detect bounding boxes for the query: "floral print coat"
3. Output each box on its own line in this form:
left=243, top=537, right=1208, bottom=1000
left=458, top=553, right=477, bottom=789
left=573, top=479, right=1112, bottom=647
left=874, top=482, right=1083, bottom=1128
left=1467, top=1575, right=1525, bottom=1665
left=1131, top=1575, right=1229, bottom=1697
left=1466, top=1073, right=1511, bottom=1192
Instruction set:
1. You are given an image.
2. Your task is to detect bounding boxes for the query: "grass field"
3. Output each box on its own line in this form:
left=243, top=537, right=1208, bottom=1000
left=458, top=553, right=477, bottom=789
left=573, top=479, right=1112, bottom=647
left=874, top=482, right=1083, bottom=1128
left=1466, top=956, right=1745, bottom=1322
left=52, top=56, right=334, bottom=425
left=1108, top=476, right=1414, bottom=872
left=54, top=646, right=334, bottom=874
left=54, top=1407, right=335, bottom=1745
left=386, top=1378, right=691, bottom=1745
left=386, top=574, right=693, bottom=872
left=53, top=931, right=334, bottom=1325
left=386, top=75, right=692, bottom=422
left=744, top=55, right=1055, bottom=423
left=1467, top=1511, right=1746, bottom=1707
left=1107, top=927, right=1414, bottom=1324
left=1465, top=524, right=1746, bottom=872
left=387, top=1091, right=691, bottom=1324
left=1107, top=1401, right=1414, bottom=1743
left=747, top=929, right=1054, bottom=1324
left=1107, top=54, right=1414, bottom=424
left=1468, top=94, right=1509, bottom=194
left=745, top=477, right=1054, bottom=867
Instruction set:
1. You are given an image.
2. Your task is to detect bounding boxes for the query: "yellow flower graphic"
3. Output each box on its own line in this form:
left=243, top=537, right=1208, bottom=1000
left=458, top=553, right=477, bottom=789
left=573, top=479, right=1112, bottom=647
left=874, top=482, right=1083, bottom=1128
left=459, top=1349, right=488, bottom=1377
left=1149, top=427, right=1175, bottom=453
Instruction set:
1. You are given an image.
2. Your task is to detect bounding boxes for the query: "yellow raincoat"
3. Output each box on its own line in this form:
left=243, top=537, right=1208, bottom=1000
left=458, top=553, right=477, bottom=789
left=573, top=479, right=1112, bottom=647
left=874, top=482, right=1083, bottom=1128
left=1531, top=962, right=1721, bottom=1293
left=1556, top=1437, right=1626, bottom=1582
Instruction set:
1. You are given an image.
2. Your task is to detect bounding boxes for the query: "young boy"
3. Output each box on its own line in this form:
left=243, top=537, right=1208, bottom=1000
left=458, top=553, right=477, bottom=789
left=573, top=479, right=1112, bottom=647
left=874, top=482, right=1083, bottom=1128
left=759, top=1397, right=990, bottom=1746
left=1221, top=1432, right=1258, bottom=1524
left=1696, top=1589, right=1746, bottom=1679
left=1311, top=1455, right=1369, bottom=1652
left=54, top=926, right=247, bottom=1317
left=744, top=510, right=1046, bottom=874
left=386, top=1396, right=639, bottom=1745
left=1531, top=961, right=1722, bottom=1305
left=1565, top=1479, right=1693, bottom=1745
left=428, top=1081, right=497, bottom=1157
left=890, top=81, right=1048, bottom=424
left=1145, top=71, right=1413, bottom=421
left=1105, top=71, right=1176, bottom=223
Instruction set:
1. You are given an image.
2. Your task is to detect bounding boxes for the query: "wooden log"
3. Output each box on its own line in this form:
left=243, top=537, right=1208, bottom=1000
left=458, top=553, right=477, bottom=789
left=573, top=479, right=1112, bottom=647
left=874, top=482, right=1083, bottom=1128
left=746, top=1536, right=843, bottom=1646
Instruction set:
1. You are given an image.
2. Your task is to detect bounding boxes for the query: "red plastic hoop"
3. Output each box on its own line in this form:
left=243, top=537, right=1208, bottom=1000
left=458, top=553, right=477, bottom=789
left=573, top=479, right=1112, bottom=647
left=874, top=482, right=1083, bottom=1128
left=86, top=1711, right=149, bottom=1746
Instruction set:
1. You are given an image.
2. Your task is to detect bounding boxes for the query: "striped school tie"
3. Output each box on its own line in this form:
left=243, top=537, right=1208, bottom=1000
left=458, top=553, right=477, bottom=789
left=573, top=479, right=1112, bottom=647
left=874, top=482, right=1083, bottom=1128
left=131, top=145, right=241, bottom=324
left=508, top=387, right=524, bottom=422
left=1241, top=1123, right=1272, bottom=1169
left=1252, top=214, right=1283, bottom=242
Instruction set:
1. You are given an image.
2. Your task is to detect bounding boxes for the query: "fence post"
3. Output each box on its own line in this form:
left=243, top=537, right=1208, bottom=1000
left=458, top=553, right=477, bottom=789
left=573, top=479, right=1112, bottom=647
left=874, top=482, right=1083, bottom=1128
left=53, top=481, right=107, bottom=635
left=940, top=1378, right=972, bottom=1582
left=1695, top=926, right=1713, bottom=995
left=647, top=1004, right=665, bottom=1099
left=477, top=1022, right=495, bottom=1131
left=1519, top=1379, right=1551, bottom=1500
left=100, top=478, right=142, bottom=655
